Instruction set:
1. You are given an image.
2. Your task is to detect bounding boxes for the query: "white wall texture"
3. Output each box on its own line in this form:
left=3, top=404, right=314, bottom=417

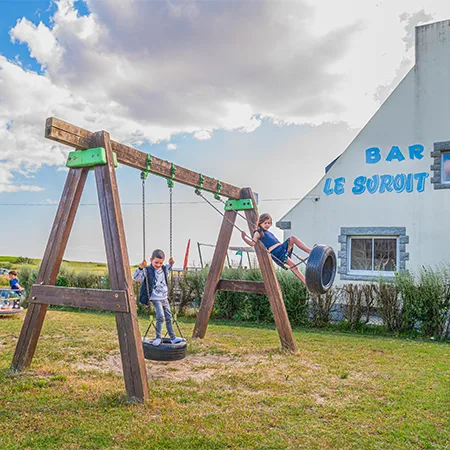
left=281, top=20, right=450, bottom=285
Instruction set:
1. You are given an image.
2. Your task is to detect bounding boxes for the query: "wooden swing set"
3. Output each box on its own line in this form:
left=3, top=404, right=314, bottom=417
left=11, top=117, right=299, bottom=402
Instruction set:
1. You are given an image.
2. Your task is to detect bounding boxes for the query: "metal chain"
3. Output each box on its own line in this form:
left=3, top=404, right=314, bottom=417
left=141, top=175, right=155, bottom=335
left=142, top=177, right=146, bottom=261
left=169, top=186, right=173, bottom=258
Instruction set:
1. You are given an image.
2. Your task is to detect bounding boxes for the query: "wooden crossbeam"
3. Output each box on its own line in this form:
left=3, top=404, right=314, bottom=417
left=29, top=285, right=129, bottom=313
left=217, top=280, right=266, bottom=294
left=45, top=117, right=241, bottom=199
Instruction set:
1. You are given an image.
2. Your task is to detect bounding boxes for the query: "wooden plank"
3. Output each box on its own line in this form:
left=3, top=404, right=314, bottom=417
left=241, top=187, right=297, bottom=353
left=217, top=280, right=266, bottom=294
left=29, top=285, right=129, bottom=313
left=12, top=167, right=89, bottom=371
left=192, top=210, right=237, bottom=339
left=46, top=117, right=241, bottom=199
left=94, top=131, right=149, bottom=402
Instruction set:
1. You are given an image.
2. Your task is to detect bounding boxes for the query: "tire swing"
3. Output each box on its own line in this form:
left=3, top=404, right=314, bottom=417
left=304, top=245, right=337, bottom=295
left=140, top=165, right=187, bottom=362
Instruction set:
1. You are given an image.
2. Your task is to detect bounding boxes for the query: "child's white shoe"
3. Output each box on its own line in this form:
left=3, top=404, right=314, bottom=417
left=171, top=337, right=186, bottom=344
left=152, top=338, right=162, bottom=346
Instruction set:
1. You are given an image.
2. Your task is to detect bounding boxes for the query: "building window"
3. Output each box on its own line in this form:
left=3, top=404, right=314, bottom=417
left=431, top=141, right=450, bottom=189
left=338, top=227, right=408, bottom=281
left=349, top=237, right=397, bottom=274
left=442, top=151, right=450, bottom=184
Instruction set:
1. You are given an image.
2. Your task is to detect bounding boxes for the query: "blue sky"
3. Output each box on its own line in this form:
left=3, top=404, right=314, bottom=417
left=1, top=0, right=449, bottom=264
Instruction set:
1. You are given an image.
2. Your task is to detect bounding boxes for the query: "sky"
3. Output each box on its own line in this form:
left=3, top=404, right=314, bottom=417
left=0, top=0, right=449, bottom=267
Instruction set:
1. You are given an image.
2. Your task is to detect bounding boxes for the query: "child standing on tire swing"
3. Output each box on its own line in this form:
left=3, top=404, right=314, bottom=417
left=241, top=213, right=313, bottom=285
left=133, top=249, right=185, bottom=346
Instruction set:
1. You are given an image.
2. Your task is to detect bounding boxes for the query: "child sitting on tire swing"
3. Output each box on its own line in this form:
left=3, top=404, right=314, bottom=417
left=133, top=249, right=185, bottom=346
left=241, top=213, right=313, bottom=285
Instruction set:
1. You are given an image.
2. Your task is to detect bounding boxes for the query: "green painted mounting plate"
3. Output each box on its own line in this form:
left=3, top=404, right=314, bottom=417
left=224, top=198, right=254, bottom=211
left=66, top=147, right=118, bottom=169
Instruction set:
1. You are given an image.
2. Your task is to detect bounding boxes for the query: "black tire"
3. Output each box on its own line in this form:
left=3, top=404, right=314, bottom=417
left=142, top=338, right=187, bottom=361
left=305, top=245, right=337, bottom=295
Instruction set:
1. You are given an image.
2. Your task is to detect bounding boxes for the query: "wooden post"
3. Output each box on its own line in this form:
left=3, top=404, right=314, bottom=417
left=241, top=188, right=297, bottom=353
left=192, top=210, right=237, bottom=339
left=12, top=167, right=89, bottom=370
left=93, top=131, right=149, bottom=402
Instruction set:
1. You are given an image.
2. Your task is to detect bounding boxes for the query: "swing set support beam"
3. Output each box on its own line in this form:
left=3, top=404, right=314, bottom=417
left=45, top=117, right=241, bottom=200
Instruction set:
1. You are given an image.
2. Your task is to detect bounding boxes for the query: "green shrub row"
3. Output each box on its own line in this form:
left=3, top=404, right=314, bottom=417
left=16, top=263, right=450, bottom=339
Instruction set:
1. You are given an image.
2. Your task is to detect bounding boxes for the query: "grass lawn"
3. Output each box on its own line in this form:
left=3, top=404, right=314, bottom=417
left=1, top=311, right=449, bottom=449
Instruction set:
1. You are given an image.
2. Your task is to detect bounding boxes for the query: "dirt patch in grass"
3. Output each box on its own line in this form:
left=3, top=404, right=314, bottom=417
left=74, top=353, right=252, bottom=382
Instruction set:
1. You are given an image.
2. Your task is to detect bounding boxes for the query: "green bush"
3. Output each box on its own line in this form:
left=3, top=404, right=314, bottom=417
left=0, top=262, right=12, bottom=270
left=341, top=284, right=365, bottom=329
left=214, top=268, right=248, bottom=320
left=310, top=288, right=339, bottom=328
left=394, top=271, right=420, bottom=332
left=178, top=269, right=208, bottom=314
left=17, top=265, right=39, bottom=307
left=276, top=270, right=309, bottom=326
left=417, top=265, right=450, bottom=339
left=209, top=267, right=308, bottom=325
left=375, top=279, right=403, bottom=333
left=14, top=256, right=34, bottom=265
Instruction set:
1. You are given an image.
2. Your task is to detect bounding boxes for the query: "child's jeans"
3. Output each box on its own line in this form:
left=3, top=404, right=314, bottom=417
left=152, top=298, right=176, bottom=340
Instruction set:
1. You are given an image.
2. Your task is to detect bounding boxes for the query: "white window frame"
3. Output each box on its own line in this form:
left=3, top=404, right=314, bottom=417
left=347, top=235, right=399, bottom=277
left=441, top=151, right=450, bottom=185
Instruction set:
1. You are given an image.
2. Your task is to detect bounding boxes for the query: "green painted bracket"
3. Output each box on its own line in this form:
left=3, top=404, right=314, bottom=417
left=167, top=162, right=176, bottom=188
left=214, top=180, right=222, bottom=200
left=141, top=154, right=152, bottom=180
left=66, top=147, right=118, bottom=169
left=224, top=198, right=254, bottom=211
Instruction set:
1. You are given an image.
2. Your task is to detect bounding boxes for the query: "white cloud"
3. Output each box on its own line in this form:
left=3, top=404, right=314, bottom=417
left=167, top=143, right=177, bottom=151
left=10, top=18, right=63, bottom=69
left=374, top=9, right=434, bottom=104
left=1, top=0, right=450, bottom=192
left=193, top=130, right=212, bottom=141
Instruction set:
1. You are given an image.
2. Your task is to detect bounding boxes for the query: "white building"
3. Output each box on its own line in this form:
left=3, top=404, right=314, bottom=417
left=279, top=19, right=450, bottom=285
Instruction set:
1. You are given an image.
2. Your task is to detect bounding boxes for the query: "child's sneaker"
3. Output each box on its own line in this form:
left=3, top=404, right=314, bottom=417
left=1, top=300, right=10, bottom=309
left=12, top=301, right=20, bottom=309
left=171, top=337, right=186, bottom=344
left=152, top=338, right=162, bottom=346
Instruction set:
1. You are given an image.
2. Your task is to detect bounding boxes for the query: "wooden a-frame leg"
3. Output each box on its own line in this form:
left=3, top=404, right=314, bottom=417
left=12, top=167, right=90, bottom=370
left=241, top=188, right=297, bottom=353
left=192, top=209, right=237, bottom=339
left=93, top=131, right=149, bottom=402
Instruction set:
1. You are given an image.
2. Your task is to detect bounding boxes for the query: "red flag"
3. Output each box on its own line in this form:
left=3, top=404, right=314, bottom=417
left=183, top=239, right=191, bottom=271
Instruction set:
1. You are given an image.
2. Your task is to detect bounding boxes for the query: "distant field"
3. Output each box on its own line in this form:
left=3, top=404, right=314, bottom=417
left=0, top=256, right=110, bottom=275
